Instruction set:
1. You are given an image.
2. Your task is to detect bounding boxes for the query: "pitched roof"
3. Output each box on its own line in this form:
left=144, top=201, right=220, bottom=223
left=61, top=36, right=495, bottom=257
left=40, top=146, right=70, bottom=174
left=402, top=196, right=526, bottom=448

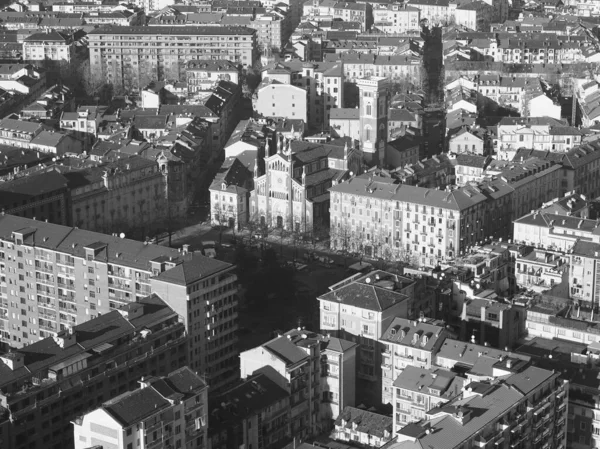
left=329, top=174, right=488, bottom=211
left=103, top=387, right=171, bottom=427
left=153, top=256, right=232, bottom=286
left=319, top=271, right=410, bottom=312
left=335, top=406, right=392, bottom=439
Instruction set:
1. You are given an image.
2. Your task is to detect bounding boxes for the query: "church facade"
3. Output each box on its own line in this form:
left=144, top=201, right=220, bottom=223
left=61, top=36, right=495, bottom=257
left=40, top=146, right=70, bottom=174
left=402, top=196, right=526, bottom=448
left=250, top=136, right=361, bottom=234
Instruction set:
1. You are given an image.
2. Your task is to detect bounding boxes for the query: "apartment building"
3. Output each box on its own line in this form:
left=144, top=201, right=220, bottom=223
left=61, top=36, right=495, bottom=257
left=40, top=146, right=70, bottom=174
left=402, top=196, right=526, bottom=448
left=569, top=240, right=600, bottom=308
left=186, top=59, right=241, bottom=94
left=210, top=156, right=254, bottom=230
left=65, top=155, right=169, bottom=235
left=88, top=26, right=258, bottom=92
left=260, top=61, right=344, bottom=130
left=239, top=328, right=357, bottom=440
left=496, top=117, right=582, bottom=161
left=0, top=118, right=80, bottom=155
left=0, top=170, right=69, bottom=225
left=0, top=295, right=188, bottom=449
left=302, top=0, right=372, bottom=31
left=513, top=211, right=600, bottom=252
left=333, top=406, right=393, bottom=448
left=392, top=366, right=466, bottom=432
left=373, top=4, right=420, bottom=34
left=0, top=214, right=238, bottom=391
left=60, top=105, right=110, bottom=139
left=515, top=247, right=565, bottom=292
left=22, top=31, right=76, bottom=62
left=379, top=317, right=450, bottom=405
left=408, top=0, right=455, bottom=23
left=516, top=337, right=600, bottom=449
left=514, top=142, right=600, bottom=201
left=329, top=173, right=488, bottom=266
left=389, top=366, right=568, bottom=449
left=209, top=370, right=290, bottom=449
left=73, top=367, right=208, bottom=449
left=318, top=270, right=415, bottom=405
left=455, top=1, right=494, bottom=31
left=253, top=82, right=308, bottom=124
left=326, top=52, right=421, bottom=84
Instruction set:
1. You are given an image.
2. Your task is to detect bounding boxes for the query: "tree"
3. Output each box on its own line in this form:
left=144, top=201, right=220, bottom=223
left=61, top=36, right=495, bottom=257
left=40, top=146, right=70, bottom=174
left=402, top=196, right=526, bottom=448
left=211, top=203, right=230, bottom=244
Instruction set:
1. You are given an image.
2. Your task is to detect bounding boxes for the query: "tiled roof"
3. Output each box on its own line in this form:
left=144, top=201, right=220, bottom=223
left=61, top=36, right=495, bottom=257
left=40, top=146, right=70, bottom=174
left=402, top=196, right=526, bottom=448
left=380, top=317, right=448, bottom=351
left=103, top=387, right=171, bottom=427
left=335, top=406, right=392, bottom=439
left=153, top=256, right=232, bottom=286
left=319, top=273, right=410, bottom=312
left=329, top=174, right=488, bottom=211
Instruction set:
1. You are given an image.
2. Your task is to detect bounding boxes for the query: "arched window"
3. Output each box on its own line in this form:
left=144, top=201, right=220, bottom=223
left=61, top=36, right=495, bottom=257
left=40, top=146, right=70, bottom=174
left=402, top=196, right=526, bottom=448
left=364, top=125, right=372, bottom=142
left=365, top=103, right=372, bottom=116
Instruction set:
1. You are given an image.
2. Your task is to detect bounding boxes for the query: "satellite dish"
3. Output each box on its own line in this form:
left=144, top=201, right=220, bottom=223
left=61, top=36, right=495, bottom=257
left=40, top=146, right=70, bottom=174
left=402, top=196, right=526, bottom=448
left=119, top=233, right=125, bottom=239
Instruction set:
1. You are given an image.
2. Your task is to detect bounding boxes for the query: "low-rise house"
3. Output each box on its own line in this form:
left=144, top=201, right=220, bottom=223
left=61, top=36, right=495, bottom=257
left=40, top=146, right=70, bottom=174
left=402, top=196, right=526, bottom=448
left=332, top=406, right=393, bottom=448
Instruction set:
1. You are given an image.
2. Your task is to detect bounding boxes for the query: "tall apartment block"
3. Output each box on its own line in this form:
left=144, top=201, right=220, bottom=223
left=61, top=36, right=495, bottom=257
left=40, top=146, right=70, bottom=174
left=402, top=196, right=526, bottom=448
left=88, top=26, right=258, bottom=92
left=387, top=366, right=568, bottom=449
left=73, top=366, right=208, bottom=449
left=0, top=295, right=188, bottom=449
left=0, top=214, right=238, bottom=390
left=318, top=270, right=415, bottom=406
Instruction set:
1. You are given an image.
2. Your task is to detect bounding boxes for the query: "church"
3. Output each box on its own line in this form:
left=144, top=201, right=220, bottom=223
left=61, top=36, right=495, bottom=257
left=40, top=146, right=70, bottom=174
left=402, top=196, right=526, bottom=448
left=250, top=135, right=361, bottom=234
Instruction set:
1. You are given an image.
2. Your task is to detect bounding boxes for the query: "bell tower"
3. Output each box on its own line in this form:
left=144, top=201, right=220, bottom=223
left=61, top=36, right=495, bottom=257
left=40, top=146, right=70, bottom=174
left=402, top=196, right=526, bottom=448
left=358, top=77, right=389, bottom=167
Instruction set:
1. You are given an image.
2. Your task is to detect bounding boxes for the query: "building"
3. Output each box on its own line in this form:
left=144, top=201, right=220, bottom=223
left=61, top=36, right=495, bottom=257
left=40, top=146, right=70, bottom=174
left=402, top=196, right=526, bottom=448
left=448, top=127, right=485, bottom=155
left=379, top=317, right=450, bottom=405
left=392, top=366, right=466, bottom=431
left=250, top=136, right=360, bottom=234
left=332, top=406, right=393, bottom=448
left=408, top=0, right=455, bottom=23
left=88, top=26, right=258, bottom=92
left=387, top=366, right=568, bottom=449
left=209, top=370, right=291, bottom=449
left=454, top=1, right=494, bottom=31
left=0, top=294, right=188, bottom=449
left=569, top=240, right=600, bottom=308
left=0, top=214, right=238, bottom=391
left=64, top=155, right=169, bottom=235
left=373, top=4, right=420, bottom=34
left=209, top=155, right=254, bottom=230
left=60, top=105, right=110, bottom=139
left=516, top=336, right=600, bottom=449
left=359, top=77, right=389, bottom=166
left=259, top=61, right=344, bottom=130
left=0, top=170, right=69, bottom=225
left=186, top=59, right=241, bottom=94
left=22, top=31, right=76, bottom=62
left=496, top=117, right=582, bottom=160
left=318, top=270, right=416, bottom=405
left=0, top=117, right=81, bottom=155
left=329, top=173, right=488, bottom=265
left=513, top=141, right=600, bottom=201
left=513, top=211, right=600, bottom=252
left=253, top=81, right=308, bottom=124
left=239, top=328, right=357, bottom=439
left=73, top=367, right=208, bottom=449
left=528, top=93, right=562, bottom=120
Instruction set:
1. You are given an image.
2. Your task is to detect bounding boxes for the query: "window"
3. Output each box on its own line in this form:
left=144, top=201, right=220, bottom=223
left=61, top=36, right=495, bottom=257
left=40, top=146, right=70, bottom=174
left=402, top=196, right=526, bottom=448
left=364, top=125, right=372, bottom=142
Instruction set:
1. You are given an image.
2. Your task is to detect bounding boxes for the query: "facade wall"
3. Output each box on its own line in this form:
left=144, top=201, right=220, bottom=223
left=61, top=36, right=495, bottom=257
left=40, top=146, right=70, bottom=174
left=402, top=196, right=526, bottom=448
left=1, top=317, right=187, bottom=449
left=254, top=84, right=308, bottom=123
left=88, top=28, right=257, bottom=92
